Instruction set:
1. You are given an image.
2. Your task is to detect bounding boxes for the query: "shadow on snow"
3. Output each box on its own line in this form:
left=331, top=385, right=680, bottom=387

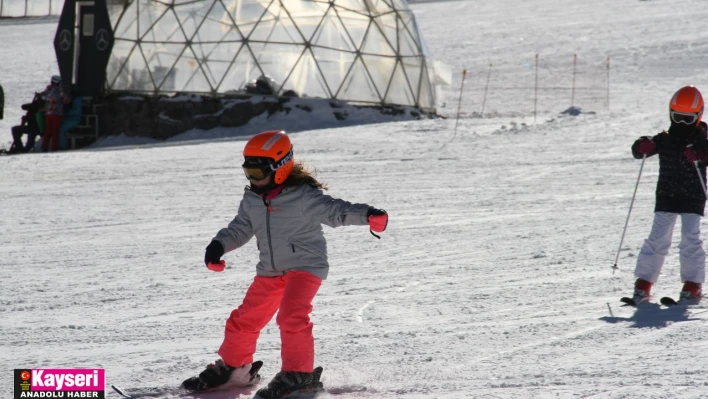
left=599, top=302, right=703, bottom=328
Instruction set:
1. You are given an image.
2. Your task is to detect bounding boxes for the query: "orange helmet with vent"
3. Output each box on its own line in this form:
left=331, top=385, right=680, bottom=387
left=242, top=130, right=294, bottom=185
left=670, top=86, right=704, bottom=126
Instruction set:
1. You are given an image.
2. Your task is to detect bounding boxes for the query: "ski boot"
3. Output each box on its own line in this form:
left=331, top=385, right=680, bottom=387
left=679, top=281, right=702, bottom=302
left=633, top=279, right=653, bottom=303
left=622, top=279, right=652, bottom=306
left=255, top=366, right=323, bottom=398
left=181, top=359, right=262, bottom=392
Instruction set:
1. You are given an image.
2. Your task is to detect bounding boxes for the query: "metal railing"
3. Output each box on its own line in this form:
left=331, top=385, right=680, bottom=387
left=448, top=54, right=611, bottom=121
left=0, top=0, right=61, bottom=18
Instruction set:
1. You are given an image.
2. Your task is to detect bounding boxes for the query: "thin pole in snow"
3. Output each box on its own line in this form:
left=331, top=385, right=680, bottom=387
left=452, top=69, right=467, bottom=141
left=607, top=56, right=611, bottom=112
left=480, top=63, right=492, bottom=116
left=534, top=54, right=539, bottom=124
left=571, top=53, right=577, bottom=107
left=441, top=69, right=467, bottom=149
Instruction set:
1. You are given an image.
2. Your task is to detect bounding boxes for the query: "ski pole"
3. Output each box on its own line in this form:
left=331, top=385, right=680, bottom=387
left=612, top=155, right=646, bottom=273
left=687, top=145, right=708, bottom=196
left=692, top=161, right=707, bottom=196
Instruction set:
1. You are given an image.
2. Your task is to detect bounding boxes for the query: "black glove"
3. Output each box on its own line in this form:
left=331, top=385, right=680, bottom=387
left=204, top=240, right=224, bottom=266
left=367, top=208, right=387, bottom=217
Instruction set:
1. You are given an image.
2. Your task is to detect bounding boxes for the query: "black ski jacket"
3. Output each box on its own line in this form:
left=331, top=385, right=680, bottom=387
left=632, top=122, right=708, bottom=215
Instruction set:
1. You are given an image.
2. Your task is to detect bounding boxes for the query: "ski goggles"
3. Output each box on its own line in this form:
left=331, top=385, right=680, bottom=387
left=242, top=164, right=272, bottom=181
left=671, top=111, right=700, bottom=125
left=242, top=150, right=293, bottom=181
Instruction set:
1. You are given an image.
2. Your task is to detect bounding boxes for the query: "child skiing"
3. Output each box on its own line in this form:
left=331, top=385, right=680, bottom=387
left=182, top=130, right=388, bottom=398
left=629, top=85, right=707, bottom=305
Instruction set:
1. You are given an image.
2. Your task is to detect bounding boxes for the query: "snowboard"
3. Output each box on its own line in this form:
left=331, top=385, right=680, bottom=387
left=111, top=361, right=263, bottom=398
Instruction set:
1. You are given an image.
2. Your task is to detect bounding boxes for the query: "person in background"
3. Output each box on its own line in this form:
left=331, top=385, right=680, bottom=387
left=59, top=89, right=83, bottom=150
left=9, top=92, right=44, bottom=154
left=630, top=85, right=708, bottom=304
left=181, top=130, right=388, bottom=399
left=40, top=75, right=71, bottom=152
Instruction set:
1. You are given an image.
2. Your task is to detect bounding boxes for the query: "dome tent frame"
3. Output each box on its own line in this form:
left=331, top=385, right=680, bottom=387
left=106, top=0, right=447, bottom=111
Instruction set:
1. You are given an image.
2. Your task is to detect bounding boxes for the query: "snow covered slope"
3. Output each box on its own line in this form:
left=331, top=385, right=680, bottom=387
left=3, top=1, right=708, bottom=398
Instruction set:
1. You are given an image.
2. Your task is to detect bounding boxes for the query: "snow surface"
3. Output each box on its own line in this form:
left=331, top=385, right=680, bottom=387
left=4, top=1, right=708, bottom=398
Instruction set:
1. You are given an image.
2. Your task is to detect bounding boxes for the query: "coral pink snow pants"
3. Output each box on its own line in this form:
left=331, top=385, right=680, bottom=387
left=218, top=271, right=322, bottom=372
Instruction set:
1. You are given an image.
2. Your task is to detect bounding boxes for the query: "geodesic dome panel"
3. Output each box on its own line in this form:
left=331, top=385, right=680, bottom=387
left=106, top=0, right=449, bottom=110
left=0, top=0, right=62, bottom=17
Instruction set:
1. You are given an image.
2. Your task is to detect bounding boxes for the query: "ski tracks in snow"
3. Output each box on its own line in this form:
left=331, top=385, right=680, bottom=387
left=355, top=282, right=421, bottom=323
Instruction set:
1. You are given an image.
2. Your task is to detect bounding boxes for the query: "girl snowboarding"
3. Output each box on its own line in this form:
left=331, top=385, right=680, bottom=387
left=182, top=130, right=388, bottom=398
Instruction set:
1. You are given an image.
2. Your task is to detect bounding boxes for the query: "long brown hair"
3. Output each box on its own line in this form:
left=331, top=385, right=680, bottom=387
left=284, top=160, right=328, bottom=190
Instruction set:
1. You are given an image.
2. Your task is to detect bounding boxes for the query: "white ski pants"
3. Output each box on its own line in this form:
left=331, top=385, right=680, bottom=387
left=635, top=212, right=706, bottom=284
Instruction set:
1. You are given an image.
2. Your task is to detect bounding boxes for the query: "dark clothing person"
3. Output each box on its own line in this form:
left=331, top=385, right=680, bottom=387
left=0, top=83, right=4, bottom=120
left=9, top=93, right=44, bottom=154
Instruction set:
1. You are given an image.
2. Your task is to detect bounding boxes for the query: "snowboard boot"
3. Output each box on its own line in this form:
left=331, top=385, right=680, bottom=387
left=181, top=360, right=262, bottom=392
left=679, top=281, right=702, bottom=301
left=632, top=278, right=653, bottom=304
left=255, top=367, right=323, bottom=398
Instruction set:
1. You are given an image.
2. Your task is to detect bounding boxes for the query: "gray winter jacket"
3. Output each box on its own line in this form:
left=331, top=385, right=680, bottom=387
left=212, top=184, right=372, bottom=280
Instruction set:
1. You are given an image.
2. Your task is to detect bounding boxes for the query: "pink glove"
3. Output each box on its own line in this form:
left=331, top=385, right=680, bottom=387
left=684, top=146, right=701, bottom=162
left=207, top=260, right=226, bottom=272
left=637, top=137, right=656, bottom=154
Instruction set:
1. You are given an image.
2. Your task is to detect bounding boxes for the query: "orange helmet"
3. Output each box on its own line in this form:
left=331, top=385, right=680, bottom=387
left=242, top=130, right=294, bottom=185
left=670, top=86, right=704, bottom=126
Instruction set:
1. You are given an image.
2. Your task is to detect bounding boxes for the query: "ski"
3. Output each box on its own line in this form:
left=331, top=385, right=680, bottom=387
left=112, top=382, right=259, bottom=399
left=660, top=296, right=679, bottom=306
left=620, top=297, right=639, bottom=307
left=111, top=384, right=187, bottom=399
left=660, top=296, right=702, bottom=306
left=620, top=296, right=653, bottom=307
left=110, top=385, right=133, bottom=399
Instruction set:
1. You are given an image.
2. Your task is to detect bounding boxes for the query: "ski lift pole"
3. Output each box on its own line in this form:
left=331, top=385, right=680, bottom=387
left=612, top=155, right=646, bottom=273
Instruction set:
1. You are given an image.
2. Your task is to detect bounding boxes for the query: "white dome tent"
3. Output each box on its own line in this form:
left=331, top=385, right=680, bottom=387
left=106, top=0, right=449, bottom=111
